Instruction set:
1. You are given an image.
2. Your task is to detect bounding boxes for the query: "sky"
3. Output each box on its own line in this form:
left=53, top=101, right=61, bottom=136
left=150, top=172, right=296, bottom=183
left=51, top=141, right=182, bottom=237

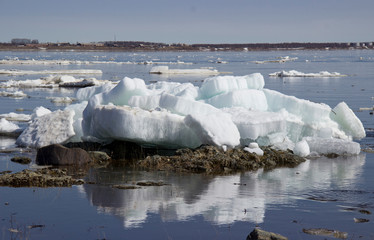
left=0, top=0, right=373, bottom=44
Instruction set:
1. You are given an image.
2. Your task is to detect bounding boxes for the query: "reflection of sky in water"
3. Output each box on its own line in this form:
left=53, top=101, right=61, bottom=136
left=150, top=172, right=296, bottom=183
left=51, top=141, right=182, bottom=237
left=82, top=154, right=365, bottom=229
left=0, top=137, right=16, bottom=149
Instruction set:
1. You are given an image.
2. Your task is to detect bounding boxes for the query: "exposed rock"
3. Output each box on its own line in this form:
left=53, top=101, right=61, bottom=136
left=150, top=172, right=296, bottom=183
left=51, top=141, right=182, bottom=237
left=10, top=156, right=31, bottom=165
left=36, top=144, right=92, bottom=166
left=246, top=228, right=288, bottom=240
left=88, top=151, right=111, bottom=165
left=136, top=181, right=168, bottom=186
left=0, top=168, right=84, bottom=187
left=138, top=145, right=305, bottom=174
left=359, top=209, right=371, bottom=215
left=303, top=228, right=348, bottom=239
left=354, top=218, right=369, bottom=223
left=112, top=185, right=141, bottom=190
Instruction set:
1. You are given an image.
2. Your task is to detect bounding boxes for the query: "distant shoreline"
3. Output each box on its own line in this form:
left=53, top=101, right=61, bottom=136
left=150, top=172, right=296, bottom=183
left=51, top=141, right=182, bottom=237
left=0, top=41, right=373, bottom=52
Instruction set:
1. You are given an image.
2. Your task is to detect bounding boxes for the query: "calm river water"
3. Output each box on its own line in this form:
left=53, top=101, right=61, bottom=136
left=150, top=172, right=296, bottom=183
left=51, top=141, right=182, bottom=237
left=1, top=50, right=374, bottom=239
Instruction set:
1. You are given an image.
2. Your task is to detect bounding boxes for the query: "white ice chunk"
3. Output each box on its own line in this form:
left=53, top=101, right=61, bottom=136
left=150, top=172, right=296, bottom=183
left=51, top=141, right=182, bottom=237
left=0, top=75, right=113, bottom=89
left=147, top=81, right=198, bottom=100
left=293, top=140, right=310, bottom=157
left=128, top=95, right=162, bottom=111
left=184, top=112, right=240, bottom=148
left=65, top=101, right=88, bottom=142
left=248, top=142, right=259, bottom=149
left=223, top=107, right=286, bottom=140
left=16, top=109, right=75, bottom=148
left=0, top=69, right=102, bottom=75
left=269, top=70, right=346, bottom=77
left=244, top=142, right=264, bottom=156
left=0, top=112, right=31, bottom=122
left=76, top=83, right=115, bottom=101
left=102, top=77, right=148, bottom=106
left=198, top=73, right=265, bottom=99
left=0, top=90, right=27, bottom=98
left=331, top=102, right=366, bottom=140
left=264, top=134, right=295, bottom=152
left=129, top=93, right=220, bottom=116
left=150, top=66, right=219, bottom=75
left=47, top=96, right=76, bottom=104
left=264, top=89, right=331, bottom=124
left=204, top=89, right=268, bottom=111
left=305, top=137, right=361, bottom=155
left=159, top=94, right=220, bottom=116
left=31, top=106, right=52, bottom=120
left=0, top=118, right=20, bottom=133
left=85, top=105, right=201, bottom=148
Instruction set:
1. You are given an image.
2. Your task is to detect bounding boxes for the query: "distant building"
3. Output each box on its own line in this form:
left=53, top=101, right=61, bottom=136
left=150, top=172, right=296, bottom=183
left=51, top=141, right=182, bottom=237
left=11, top=38, right=31, bottom=45
left=10, top=38, right=38, bottom=45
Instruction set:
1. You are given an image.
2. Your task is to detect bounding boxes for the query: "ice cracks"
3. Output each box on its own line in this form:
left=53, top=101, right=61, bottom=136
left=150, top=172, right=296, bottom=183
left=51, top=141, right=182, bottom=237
left=15, top=73, right=365, bottom=157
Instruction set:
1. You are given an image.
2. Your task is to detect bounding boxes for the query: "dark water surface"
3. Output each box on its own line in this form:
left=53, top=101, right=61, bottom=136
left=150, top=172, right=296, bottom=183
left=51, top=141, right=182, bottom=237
left=1, top=50, right=374, bottom=239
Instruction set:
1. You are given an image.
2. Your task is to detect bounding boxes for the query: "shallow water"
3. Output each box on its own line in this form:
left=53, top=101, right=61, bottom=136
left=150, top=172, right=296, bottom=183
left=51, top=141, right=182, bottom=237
left=1, top=50, right=374, bottom=239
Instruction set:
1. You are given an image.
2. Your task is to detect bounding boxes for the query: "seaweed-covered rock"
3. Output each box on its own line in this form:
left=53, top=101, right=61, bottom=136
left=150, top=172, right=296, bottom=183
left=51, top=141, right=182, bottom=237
left=0, top=169, right=84, bottom=187
left=138, top=145, right=305, bottom=174
left=11, top=156, right=32, bottom=165
left=247, top=228, right=288, bottom=240
left=88, top=151, right=111, bottom=165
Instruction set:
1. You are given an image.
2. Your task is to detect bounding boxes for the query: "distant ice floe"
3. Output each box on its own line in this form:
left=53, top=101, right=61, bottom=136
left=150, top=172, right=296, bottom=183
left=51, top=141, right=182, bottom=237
left=0, top=59, right=193, bottom=66
left=47, top=96, right=76, bottom=104
left=13, top=73, right=365, bottom=157
left=0, top=112, right=31, bottom=122
left=0, top=69, right=102, bottom=75
left=269, top=70, right=346, bottom=77
left=0, top=75, right=116, bottom=88
left=150, top=66, right=220, bottom=75
left=254, top=56, right=298, bottom=64
left=0, top=90, right=27, bottom=98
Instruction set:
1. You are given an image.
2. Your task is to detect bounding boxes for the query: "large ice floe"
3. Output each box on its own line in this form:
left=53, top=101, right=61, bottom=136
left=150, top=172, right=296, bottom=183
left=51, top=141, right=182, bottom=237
left=150, top=66, right=220, bottom=75
left=269, top=70, right=346, bottom=78
left=14, top=73, right=365, bottom=156
left=0, top=69, right=102, bottom=75
left=0, top=75, right=115, bottom=88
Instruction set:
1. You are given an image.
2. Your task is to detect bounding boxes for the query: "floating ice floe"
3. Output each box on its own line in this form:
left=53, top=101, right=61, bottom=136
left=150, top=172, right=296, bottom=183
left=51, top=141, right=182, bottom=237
left=0, top=75, right=116, bottom=88
left=0, top=90, right=28, bottom=98
left=149, top=66, right=220, bottom=75
left=47, top=97, right=76, bottom=104
left=0, top=59, right=193, bottom=66
left=269, top=70, right=346, bottom=77
left=15, top=73, right=365, bottom=157
left=0, top=112, right=31, bottom=122
left=0, top=69, right=102, bottom=75
left=254, top=56, right=298, bottom=64
left=0, top=118, right=22, bottom=137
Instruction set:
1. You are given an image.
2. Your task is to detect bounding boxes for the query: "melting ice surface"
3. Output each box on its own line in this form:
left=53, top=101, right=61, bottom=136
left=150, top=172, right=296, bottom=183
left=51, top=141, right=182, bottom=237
left=13, top=72, right=365, bottom=156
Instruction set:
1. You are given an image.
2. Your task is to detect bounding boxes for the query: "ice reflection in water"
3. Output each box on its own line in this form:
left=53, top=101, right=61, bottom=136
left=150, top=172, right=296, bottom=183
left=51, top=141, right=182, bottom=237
left=81, top=154, right=365, bottom=229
